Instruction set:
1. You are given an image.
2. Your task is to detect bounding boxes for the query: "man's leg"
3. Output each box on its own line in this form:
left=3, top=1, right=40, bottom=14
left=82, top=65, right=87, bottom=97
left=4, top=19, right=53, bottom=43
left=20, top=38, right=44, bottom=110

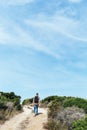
left=34, top=105, right=38, bottom=116
left=35, top=105, right=38, bottom=115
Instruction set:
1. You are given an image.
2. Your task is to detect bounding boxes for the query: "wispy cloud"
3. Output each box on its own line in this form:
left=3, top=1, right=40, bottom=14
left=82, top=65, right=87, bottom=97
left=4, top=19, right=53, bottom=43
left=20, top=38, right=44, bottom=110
left=0, top=0, right=34, bottom=6
left=0, top=1, right=86, bottom=66
left=0, top=10, right=87, bottom=63
left=68, top=0, right=82, bottom=3
left=0, top=27, right=14, bottom=44
left=25, top=14, right=87, bottom=42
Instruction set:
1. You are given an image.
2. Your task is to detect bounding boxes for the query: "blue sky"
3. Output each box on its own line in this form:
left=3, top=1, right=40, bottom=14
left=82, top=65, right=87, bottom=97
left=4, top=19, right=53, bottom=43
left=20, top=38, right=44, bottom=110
left=0, top=0, right=87, bottom=101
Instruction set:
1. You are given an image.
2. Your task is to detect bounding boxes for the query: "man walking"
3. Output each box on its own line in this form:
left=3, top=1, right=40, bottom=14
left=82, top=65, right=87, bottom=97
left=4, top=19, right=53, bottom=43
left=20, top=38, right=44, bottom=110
left=33, top=93, right=40, bottom=116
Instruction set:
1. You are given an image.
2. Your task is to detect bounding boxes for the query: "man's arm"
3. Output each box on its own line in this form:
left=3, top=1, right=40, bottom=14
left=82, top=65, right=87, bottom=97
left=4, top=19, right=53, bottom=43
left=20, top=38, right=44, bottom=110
left=32, top=97, right=34, bottom=106
left=38, top=97, right=41, bottom=107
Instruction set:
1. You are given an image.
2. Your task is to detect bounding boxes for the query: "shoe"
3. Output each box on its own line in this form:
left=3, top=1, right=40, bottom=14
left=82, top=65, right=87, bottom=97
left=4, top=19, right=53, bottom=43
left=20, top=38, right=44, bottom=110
left=34, top=113, right=38, bottom=117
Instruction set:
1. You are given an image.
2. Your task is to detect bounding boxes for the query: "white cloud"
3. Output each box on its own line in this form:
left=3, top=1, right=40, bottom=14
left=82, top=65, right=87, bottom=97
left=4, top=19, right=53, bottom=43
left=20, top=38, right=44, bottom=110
left=0, top=27, right=14, bottom=44
left=25, top=14, right=87, bottom=42
left=0, top=6, right=87, bottom=63
left=0, top=20, right=61, bottom=59
left=68, top=0, right=82, bottom=3
left=0, top=0, right=34, bottom=6
left=0, top=12, right=87, bottom=62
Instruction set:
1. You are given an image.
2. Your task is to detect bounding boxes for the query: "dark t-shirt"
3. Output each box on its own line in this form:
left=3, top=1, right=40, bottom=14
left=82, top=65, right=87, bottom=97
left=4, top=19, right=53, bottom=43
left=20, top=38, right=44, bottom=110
left=34, top=96, right=39, bottom=103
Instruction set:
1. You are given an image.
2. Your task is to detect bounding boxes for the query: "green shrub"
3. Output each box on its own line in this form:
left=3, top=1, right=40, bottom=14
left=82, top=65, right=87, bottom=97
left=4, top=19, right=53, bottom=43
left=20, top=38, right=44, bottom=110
left=42, top=96, right=66, bottom=105
left=48, top=100, right=62, bottom=119
left=45, top=119, right=61, bottom=130
left=22, top=98, right=33, bottom=105
left=72, top=116, right=87, bottom=130
left=63, top=97, right=87, bottom=113
left=0, top=91, right=22, bottom=123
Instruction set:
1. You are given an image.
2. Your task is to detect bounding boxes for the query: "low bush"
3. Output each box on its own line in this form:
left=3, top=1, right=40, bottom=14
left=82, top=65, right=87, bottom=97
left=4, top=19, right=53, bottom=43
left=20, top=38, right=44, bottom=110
left=72, top=116, right=87, bottom=130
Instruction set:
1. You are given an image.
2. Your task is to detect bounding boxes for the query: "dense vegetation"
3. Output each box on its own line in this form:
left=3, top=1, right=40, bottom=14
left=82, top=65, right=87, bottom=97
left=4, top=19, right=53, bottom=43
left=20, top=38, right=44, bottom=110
left=22, top=98, right=33, bottom=105
left=0, top=91, right=22, bottom=124
left=63, top=97, right=87, bottom=113
left=72, top=116, right=87, bottom=130
left=42, top=96, right=87, bottom=113
left=43, top=95, right=87, bottom=130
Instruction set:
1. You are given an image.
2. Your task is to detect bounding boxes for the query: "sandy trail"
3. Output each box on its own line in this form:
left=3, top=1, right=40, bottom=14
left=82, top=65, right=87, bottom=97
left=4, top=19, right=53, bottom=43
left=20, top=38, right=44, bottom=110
left=0, top=106, right=47, bottom=130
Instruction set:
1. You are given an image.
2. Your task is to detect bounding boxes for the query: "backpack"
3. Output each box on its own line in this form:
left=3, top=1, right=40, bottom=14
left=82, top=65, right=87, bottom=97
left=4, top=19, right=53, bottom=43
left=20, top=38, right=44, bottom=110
left=34, top=96, right=39, bottom=103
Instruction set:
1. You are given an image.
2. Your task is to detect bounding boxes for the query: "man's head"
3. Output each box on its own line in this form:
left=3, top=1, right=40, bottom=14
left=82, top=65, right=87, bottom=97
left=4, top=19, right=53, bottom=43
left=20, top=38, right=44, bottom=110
left=36, top=93, right=38, bottom=96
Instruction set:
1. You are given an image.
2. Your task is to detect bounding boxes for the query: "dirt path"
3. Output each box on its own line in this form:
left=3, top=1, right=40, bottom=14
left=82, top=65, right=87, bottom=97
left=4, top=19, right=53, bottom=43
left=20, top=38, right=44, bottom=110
left=0, top=106, right=47, bottom=130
